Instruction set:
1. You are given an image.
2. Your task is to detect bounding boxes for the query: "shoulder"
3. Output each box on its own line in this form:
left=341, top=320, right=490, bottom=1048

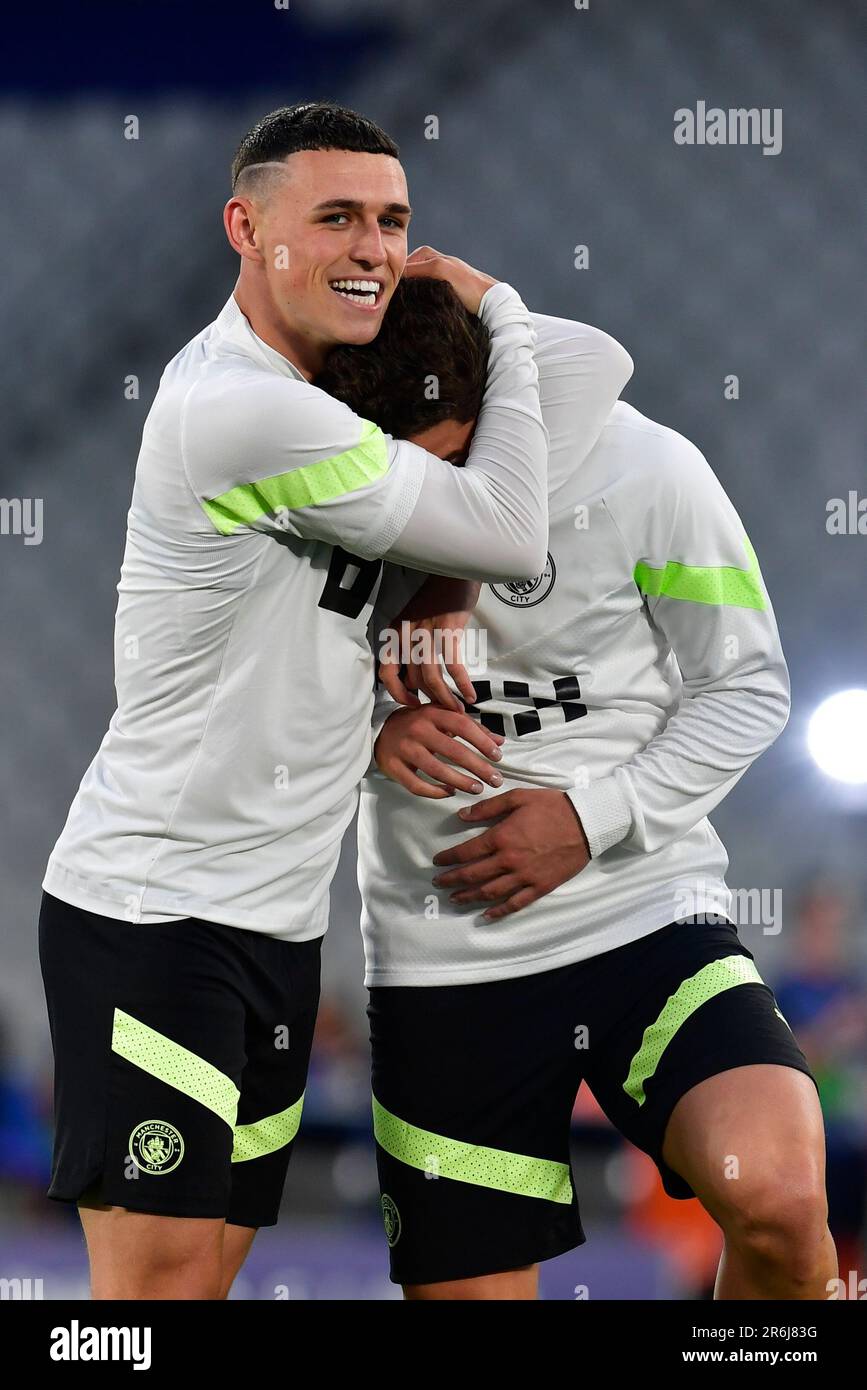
left=598, top=403, right=716, bottom=497
left=182, top=360, right=362, bottom=457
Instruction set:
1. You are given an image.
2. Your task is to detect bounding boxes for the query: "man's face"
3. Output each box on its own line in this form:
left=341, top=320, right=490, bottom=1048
left=410, top=417, right=476, bottom=465
left=252, top=148, right=410, bottom=353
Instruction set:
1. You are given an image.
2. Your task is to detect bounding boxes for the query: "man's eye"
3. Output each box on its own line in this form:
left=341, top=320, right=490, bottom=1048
left=380, top=217, right=401, bottom=229
left=323, top=213, right=349, bottom=224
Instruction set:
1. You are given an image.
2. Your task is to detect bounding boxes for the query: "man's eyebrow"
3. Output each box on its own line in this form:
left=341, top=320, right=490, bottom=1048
left=312, top=198, right=412, bottom=215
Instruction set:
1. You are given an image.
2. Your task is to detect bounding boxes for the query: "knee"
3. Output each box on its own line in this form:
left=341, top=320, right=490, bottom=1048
left=84, top=1210, right=225, bottom=1300
left=143, top=1247, right=224, bottom=1300
left=718, top=1173, right=829, bottom=1282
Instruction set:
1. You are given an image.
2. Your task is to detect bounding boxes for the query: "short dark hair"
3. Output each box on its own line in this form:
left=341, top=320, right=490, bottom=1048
left=231, top=101, right=399, bottom=189
left=315, top=277, right=490, bottom=438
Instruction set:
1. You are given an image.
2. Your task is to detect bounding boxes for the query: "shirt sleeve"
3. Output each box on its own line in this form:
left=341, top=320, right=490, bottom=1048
left=566, top=427, right=791, bottom=858
left=531, top=312, right=634, bottom=496
left=182, top=283, right=550, bottom=583
left=361, top=563, right=426, bottom=775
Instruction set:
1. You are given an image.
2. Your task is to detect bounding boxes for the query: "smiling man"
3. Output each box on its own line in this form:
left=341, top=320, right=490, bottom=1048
left=36, top=101, right=595, bottom=1301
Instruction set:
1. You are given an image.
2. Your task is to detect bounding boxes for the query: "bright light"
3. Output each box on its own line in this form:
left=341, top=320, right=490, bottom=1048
left=807, top=689, right=867, bottom=785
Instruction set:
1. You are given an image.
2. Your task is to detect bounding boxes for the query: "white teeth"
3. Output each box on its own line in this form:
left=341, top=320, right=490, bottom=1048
left=330, top=279, right=379, bottom=305
left=331, top=279, right=381, bottom=292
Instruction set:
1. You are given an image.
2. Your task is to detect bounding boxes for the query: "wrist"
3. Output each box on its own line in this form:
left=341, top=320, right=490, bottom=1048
left=561, top=793, right=591, bottom=858
left=565, top=776, right=633, bottom=858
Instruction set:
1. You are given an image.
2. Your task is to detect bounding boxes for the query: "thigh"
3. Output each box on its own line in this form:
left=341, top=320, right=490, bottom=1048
left=227, top=934, right=322, bottom=1230
left=368, top=968, right=584, bottom=1287
left=582, top=918, right=819, bottom=1201
left=661, top=1064, right=826, bottom=1222
left=79, top=1206, right=226, bottom=1300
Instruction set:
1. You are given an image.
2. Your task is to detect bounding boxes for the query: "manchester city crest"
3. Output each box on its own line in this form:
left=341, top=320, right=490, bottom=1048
left=489, top=552, right=556, bottom=608
left=128, top=1120, right=185, bottom=1175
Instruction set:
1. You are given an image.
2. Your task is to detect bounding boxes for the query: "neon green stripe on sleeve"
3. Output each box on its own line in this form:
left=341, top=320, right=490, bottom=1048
left=372, top=1095, right=573, bottom=1204
left=201, top=418, right=388, bottom=535
left=634, top=535, right=766, bottom=610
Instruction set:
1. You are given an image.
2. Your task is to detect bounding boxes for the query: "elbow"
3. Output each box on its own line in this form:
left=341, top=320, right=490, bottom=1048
left=472, top=534, right=548, bottom=585
left=767, top=658, right=792, bottom=743
left=513, top=534, right=550, bottom=582
left=768, top=685, right=792, bottom=744
left=752, top=680, right=791, bottom=754
left=595, top=330, right=634, bottom=397
left=610, top=341, right=634, bottom=398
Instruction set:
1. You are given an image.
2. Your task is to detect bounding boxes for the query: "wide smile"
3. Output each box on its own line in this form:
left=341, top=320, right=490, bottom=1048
left=328, top=278, right=385, bottom=311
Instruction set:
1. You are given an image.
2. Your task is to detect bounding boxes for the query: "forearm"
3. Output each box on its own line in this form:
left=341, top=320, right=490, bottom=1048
left=568, top=666, right=790, bottom=857
left=531, top=312, right=633, bottom=491
left=383, top=283, right=549, bottom=581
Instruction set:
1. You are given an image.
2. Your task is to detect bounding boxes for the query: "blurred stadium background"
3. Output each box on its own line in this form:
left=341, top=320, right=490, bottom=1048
left=1, top=0, right=865, bottom=1299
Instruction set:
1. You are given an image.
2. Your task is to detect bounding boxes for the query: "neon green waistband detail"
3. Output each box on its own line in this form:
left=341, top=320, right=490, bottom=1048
left=634, top=534, right=766, bottom=610
left=231, top=1093, right=305, bottom=1163
left=202, top=418, right=388, bottom=534
left=623, top=955, right=765, bottom=1106
left=112, top=1008, right=239, bottom=1129
left=372, top=1095, right=573, bottom=1205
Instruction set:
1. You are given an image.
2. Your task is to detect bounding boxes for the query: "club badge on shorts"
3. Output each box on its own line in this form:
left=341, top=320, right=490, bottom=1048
left=381, top=1193, right=401, bottom=1246
left=128, top=1120, right=185, bottom=1175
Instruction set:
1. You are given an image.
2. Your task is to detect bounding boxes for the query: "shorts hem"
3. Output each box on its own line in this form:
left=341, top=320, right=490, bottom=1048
left=47, top=1182, right=231, bottom=1221
left=226, top=1211, right=279, bottom=1230
left=389, top=1230, right=586, bottom=1286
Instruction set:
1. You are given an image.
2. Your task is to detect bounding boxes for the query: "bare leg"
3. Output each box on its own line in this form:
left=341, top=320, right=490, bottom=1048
left=78, top=1201, right=226, bottom=1300
left=404, top=1265, right=538, bottom=1300
left=219, top=1223, right=258, bottom=1299
left=662, top=1065, right=837, bottom=1299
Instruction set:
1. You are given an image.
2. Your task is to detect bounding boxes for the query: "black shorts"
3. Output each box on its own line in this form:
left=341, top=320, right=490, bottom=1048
left=39, top=891, right=320, bottom=1228
left=368, top=917, right=817, bottom=1285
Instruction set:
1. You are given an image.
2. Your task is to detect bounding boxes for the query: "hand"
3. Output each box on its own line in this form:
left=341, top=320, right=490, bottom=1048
left=378, top=577, right=481, bottom=712
left=403, top=245, right=497, bottom=315
left=374, top=705, right=505, bottom=800
left=431, top=788, right=591, bottom=919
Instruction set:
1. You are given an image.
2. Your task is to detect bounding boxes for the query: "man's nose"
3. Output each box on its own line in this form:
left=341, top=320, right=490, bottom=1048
left=350, top=219, right=387, bottom=267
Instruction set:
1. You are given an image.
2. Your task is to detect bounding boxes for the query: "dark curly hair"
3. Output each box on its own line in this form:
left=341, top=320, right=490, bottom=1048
left=315, top=277, right=490, bottom=438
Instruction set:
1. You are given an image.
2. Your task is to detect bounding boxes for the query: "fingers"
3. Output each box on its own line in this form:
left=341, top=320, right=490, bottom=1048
left=481, top=886, right=540, bottom=921
left=448, top=872, right=524, bottom=906
left=401, top=704, right=503, bottom=756
left=455, top=790, right=520, bottom=823
left=432, top=828, right=497, bottom=867
left=445, top=660, right=477, bottom=706
left=414, top=660, right=463, bottom=712
left=433, top=855, right=507, bottom=890
left=378, top=662, right=421, bottom=708
left=405, top=245, right=442, bottom=270
left=432, top=711, right=504, bottom=756
left=413, top=750, right=488, bottom=795
left=384, top=761, right=454, bottom=799
left=427, top=733, right=503, bottom=787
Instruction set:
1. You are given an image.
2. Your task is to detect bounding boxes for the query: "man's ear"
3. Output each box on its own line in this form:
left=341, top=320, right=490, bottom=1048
left=224, top=197, right=264, bottom=262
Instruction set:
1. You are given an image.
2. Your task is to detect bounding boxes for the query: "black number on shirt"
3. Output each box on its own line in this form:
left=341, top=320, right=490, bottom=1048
left=461, top=676, right=587, bottom=738
left=317, top=546, right=383, bottom=619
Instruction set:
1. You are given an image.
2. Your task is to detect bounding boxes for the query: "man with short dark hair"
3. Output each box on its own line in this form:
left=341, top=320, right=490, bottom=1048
left=38, top=101, right=631, bottom=1300
left=320, top=278, right=835, bottom=1300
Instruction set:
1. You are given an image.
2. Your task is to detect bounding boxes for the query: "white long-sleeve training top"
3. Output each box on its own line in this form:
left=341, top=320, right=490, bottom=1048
left=357, top=314, right=791, bottom=986
left=43, top=286, right=626, bottom=940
